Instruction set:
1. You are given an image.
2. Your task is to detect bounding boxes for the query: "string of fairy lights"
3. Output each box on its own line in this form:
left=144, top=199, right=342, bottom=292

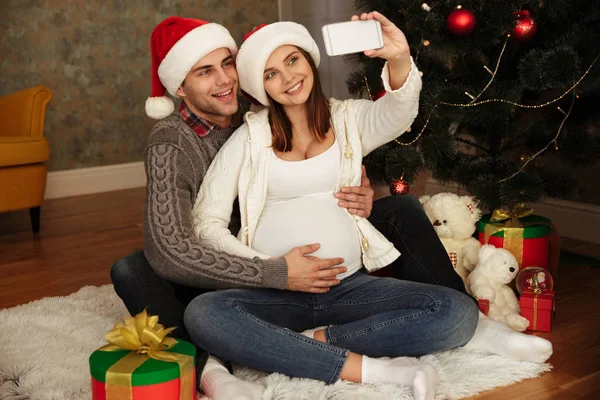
left=360, top=2, right=600, bottom=183
left=465, top=35, right=510, bottom=103
left=499, top=92, right=576, bottom=182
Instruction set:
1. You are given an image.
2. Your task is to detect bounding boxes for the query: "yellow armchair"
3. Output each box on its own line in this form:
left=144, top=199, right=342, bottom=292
left=0, top=86, right=52, bottom=233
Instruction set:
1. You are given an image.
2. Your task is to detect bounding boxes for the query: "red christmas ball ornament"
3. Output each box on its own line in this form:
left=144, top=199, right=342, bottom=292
left=390, top=178, right=410, bottom=195
left=446, top=7, right=476, bottom=36
left=373, top=89, right=386, bottom=101
left=512, top=10, right=537, bottom=42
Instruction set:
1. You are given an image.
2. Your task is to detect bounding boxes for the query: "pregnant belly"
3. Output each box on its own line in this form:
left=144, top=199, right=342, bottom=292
left=252, top=195, right=362, bottom=266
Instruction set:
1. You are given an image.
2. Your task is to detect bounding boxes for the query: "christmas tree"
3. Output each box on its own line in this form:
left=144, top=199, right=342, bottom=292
left=347, top=0, right=600, bottom=212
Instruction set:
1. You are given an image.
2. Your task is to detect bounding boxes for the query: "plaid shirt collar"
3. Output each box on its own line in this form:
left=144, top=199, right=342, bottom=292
left=178, top=101, right=245, bottom=138
left=179, top=102, right=218, bottom=138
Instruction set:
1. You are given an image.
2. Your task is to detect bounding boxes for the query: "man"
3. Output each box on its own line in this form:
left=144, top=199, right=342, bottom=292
left=111, top=16, right=470, bottom=400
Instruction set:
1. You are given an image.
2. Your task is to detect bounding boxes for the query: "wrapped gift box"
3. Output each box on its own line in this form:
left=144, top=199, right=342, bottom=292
left=519, top=289, right=555, bottom=332
left=90, top=339, right=195, bottom=400
left=477, top=214, right=552, bottom=270
left=477, top=299, right=489, bottom=315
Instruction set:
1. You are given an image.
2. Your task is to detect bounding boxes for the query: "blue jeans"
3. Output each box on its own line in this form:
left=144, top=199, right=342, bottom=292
left=113, top=195, right=472, bottom=375
left=184, top=269, right=478, bottom=383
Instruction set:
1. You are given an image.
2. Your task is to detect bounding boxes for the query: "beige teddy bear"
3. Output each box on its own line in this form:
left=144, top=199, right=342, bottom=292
left=468, top=245, right=530, bottom=331
left=420, top=193, right=482, bottom=284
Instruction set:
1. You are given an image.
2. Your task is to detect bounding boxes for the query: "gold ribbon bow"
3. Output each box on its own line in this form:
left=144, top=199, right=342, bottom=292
left=490, top=203, right=534, bottom=223
left=99, top=309, right=194, bottom=400
left=484, top=203, right=535, bottom=266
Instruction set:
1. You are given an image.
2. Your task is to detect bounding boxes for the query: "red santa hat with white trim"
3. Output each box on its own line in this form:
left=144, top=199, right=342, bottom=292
left=145, top=16, right=238, bottom=119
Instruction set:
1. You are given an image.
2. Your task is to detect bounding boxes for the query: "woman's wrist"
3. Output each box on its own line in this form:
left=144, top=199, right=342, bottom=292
left=387, top=49, right=410, bottom=62
left=387, top=53, right=412, bottom=90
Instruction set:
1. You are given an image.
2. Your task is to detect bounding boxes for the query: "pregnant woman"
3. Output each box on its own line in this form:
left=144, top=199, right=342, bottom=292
left=184, top=13, right=481, bottom=400
left=192, top=13, right=421, bottom=278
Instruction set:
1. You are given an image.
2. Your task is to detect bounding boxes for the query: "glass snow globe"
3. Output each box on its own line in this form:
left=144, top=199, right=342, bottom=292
left=516, top=266, right=554, bottom=294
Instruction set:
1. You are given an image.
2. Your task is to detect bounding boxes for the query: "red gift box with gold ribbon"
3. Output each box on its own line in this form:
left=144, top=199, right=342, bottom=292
left=89, top=310, right=196, bottom=400
left=477, top=299, right=489, bottom=315
left=520, top=288, right=555, bottom=332
left=477, top=205, right=552, bottom=270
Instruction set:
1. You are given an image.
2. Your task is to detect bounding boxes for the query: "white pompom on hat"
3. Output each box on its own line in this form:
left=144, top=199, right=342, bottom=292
left=146, top=16, right=238, bottom=119
left=236, top=22, right=320, bottom=106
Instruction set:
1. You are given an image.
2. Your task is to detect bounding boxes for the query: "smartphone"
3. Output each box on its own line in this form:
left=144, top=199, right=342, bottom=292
left=322, top=19, right=384, bottom=57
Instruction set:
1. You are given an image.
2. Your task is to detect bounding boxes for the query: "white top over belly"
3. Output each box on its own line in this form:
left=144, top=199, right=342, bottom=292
left=252, top=141, right=362, bottom=279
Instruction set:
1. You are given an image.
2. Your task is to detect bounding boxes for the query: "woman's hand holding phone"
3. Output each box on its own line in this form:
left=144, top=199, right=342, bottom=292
left=354, top=11, right=412, bottom=90
left=351, top=11, right=410, bottom=62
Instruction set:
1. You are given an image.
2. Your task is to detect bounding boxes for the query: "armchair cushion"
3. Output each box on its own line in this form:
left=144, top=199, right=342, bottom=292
left=0, top=136, right=50, bottom=167
left=0, top=86, right=52, bottom=139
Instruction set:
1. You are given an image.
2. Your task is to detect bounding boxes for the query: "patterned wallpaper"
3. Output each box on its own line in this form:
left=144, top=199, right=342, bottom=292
left=0, top=0, right=279, bottom=171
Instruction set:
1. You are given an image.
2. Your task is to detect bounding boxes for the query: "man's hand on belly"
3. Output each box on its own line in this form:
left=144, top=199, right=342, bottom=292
left=335, top=165, right=374, bottom=218
left=284, top=243, right=347, bottom=293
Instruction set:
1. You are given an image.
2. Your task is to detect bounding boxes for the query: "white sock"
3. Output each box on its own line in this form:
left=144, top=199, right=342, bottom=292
left=200, top=356, right=264, bottom=400
left=463, top=312, right=553, bottom=363
left=361, top=356, right=438, bottom=400
left=300, top=326, right=326, bottom=339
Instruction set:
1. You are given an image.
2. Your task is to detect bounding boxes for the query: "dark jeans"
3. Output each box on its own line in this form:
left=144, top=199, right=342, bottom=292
left=110, top=252, right=213, bottom=370
left=370, top=195, right=468, bottom=294
left=110, top=194, right=467, bottom=372
left=184, top=270, right=477, bottom=383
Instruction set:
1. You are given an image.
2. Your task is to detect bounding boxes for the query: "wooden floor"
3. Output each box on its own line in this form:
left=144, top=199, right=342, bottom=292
left=1, top=188, right=599, bottom=399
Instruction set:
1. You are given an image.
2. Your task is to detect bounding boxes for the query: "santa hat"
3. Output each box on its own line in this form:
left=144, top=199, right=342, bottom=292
left=146, top=16, right=238, bottom=119
left=236, top=22, right=320, bottom=106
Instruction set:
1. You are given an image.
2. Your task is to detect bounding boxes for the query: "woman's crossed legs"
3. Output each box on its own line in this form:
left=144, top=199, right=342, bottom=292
left=185, top=270, right=479, bottom=399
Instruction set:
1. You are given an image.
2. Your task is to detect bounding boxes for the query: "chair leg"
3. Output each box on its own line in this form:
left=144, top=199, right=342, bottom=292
left=29, top=206, right=41, bottom=233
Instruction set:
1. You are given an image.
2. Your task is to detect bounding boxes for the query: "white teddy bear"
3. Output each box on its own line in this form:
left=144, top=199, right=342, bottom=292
left=420, top=193, right=482, bottom=284
left=467, top=245, right=530, bottom=332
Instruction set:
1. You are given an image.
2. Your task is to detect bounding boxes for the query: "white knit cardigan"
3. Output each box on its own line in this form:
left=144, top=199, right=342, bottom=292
left=192, top=59, right=422, bottom=272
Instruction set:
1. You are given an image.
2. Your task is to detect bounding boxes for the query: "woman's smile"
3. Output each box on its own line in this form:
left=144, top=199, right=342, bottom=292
left=285, top=80, right=304, bottom=95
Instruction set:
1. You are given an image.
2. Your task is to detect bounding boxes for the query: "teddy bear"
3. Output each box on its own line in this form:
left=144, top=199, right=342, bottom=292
left=420, top=193, right=482, bottom=284
left=467, top=245, right=530, bottom=331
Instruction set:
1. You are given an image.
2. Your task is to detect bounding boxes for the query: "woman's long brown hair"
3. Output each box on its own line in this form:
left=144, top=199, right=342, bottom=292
left=268, top=47, right=331, bottom=152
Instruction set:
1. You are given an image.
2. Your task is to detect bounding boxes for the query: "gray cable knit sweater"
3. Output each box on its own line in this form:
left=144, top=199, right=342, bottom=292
left=142, top=114, right=288, bottom=290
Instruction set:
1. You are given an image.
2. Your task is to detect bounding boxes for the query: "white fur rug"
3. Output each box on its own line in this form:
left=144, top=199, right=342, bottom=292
left=0, top=285, right=551, bottom=400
